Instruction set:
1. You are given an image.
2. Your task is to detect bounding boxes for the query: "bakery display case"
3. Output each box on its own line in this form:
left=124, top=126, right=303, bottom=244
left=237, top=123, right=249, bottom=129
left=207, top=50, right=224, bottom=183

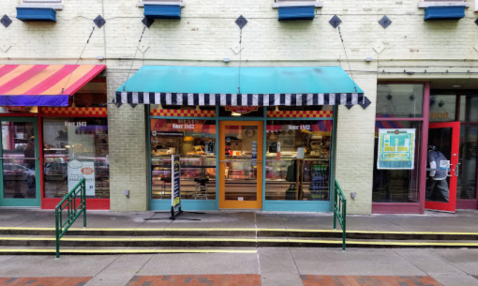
left=151, top=154, right=216, bottom=199
left=265, top=120, right=332, bottom=201
left=150, top=119, right=217, bottom=200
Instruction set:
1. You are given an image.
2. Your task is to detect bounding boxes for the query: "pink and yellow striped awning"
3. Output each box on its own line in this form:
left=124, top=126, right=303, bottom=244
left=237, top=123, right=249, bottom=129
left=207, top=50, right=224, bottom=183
left=0, top=65, right=106, bottom=106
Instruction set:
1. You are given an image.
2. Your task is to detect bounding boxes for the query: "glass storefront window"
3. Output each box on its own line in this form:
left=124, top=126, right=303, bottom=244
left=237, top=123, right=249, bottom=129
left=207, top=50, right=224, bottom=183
left=377, top=84, right=424, bottom=118
left=458, top=125, right=477, bottom=200
left=372, top=121, right=422, bottom=203
left=429, top=94, right=456, bottom=122
left=150, top=119, right=217, bottom=200
left=223, top=123, right=260, bottom=201
left=2, top=121, right=37, bottom=199
left=460, top=95, right=478, bottom=122
left=265, top=120, right=332, bottom=201
left=43, top=118, right=109, bottom=198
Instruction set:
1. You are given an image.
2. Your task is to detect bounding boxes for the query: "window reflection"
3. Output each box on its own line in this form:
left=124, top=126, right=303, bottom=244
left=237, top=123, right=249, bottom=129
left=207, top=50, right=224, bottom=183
left=377, top=84, right=424, bottom=118
left=2, top=122, right=37, bottom=199
left=43, top=118, right=109, bottom=199
left=150, top=119, right=216, bottom=200
left=265, top=120, right=332, bottom=201
left=372, top=121, right=422, bottom=203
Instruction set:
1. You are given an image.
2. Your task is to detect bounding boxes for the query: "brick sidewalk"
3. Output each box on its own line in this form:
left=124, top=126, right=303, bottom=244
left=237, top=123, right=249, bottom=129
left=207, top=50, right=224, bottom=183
left=0, top=275, right=452, bottom=286
left=302, top=275, right=442, bottom=286
left=0, top=277, right=92, bottom=286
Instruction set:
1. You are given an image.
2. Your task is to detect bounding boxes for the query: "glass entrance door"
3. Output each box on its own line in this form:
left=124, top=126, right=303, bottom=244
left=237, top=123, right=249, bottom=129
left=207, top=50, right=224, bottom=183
left=0, top=118, right=40, bottom=207
left=219, top=121, right=263, bottom=209
left=425, top=122, right=460, bottom=213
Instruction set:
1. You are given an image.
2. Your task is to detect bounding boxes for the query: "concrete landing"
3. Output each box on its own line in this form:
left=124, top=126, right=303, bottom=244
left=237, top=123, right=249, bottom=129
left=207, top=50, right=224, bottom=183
left=1, top=208, right=477, bottom=233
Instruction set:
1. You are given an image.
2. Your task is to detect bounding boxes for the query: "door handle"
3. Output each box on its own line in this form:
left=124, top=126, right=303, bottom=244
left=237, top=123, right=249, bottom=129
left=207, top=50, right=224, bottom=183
left=447, top=163, right=453, bottom=177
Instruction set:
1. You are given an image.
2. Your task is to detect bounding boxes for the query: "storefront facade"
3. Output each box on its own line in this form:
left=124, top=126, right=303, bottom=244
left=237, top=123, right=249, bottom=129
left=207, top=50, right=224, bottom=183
left=372, top=83, right=478, bottom=213
left=0, top=65, right=110, bottom=210
left=116, top=66, right=363, bottom=212
left=1, top=0, right=478, bottom=215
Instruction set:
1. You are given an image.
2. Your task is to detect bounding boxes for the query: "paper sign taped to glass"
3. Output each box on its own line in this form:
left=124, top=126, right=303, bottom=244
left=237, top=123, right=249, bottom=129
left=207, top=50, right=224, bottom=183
left=67, top=160, right=95, bottom=196
left=377, top=129, right=416, bottom=170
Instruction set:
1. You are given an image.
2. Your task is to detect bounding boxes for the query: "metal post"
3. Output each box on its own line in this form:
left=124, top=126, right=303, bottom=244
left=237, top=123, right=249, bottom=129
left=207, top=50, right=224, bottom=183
left=82, top=181, right=87, bottom=228
left=342, top=201, right=346, bottom=250
left=333, top=184, right=337, bottom=229
left=55, top=207, right=60, bottom=259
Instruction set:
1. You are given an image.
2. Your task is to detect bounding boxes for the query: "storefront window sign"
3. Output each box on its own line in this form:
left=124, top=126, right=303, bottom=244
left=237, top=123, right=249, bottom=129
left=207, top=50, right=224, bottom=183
left=377, top=128, right=416, bottom=170
left=67, top=160, right=96, bottom=196
left=65, top=121, right=87, bottom=127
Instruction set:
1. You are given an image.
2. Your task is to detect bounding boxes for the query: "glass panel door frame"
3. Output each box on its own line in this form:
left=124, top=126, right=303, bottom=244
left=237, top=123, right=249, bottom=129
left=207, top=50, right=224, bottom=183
left=0, top=117, right=41, bottom=207
left=429, top=90, right=478, bottom=209
left=425, top=121, right=460, bottom=213
left=219, top=121, right=263, bottom=209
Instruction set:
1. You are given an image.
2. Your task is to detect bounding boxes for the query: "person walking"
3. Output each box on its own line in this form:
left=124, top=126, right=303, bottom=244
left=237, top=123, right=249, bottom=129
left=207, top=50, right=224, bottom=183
left=426, top=146, right=450, bottom=203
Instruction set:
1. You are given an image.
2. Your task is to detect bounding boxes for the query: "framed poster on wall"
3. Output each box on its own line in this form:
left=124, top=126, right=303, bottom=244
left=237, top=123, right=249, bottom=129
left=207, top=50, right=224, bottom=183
left=377, top=129, right=416, bottom=170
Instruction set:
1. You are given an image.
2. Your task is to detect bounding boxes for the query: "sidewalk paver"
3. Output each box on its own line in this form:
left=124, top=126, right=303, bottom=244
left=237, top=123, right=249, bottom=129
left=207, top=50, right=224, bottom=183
left=0, top=277, right=92, bottom=286
left=301, top=275, right=442, bottom=286
left=125, top=275, right=261, bottom=286
left=289, top=248, right=426, bottom=276
left=430, top=249, right=478, bottom=275
left=433, top=274, right=478, bottom=286
left=0, top=255, right=117, bottom=277
left=394, top=249, right=467, bottom=276
left=138, top=253, right=259, bottom=275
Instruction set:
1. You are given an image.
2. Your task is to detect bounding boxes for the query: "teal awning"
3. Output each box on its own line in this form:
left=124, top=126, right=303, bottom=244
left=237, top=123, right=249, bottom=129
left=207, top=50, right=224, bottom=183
left=116, top=66, right=368, bottom=108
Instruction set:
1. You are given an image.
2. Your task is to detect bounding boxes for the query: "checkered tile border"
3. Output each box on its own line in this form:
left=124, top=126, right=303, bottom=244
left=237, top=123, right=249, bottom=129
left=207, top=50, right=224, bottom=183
left=41, top=107, right=107, bottom=116
left=267, top=110, right=333, bottom=118
left=150, top=109, right=216, bottom=117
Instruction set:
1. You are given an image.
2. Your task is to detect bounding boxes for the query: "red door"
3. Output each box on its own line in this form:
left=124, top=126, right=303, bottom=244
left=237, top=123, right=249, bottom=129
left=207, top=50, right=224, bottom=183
left=425, top=122, right=460, bottom=213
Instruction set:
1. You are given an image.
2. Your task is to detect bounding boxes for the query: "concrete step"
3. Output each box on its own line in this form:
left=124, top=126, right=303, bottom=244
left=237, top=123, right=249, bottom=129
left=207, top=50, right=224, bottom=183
left=0, top=246, right=258, bottom=255
left=0, top=236, right=477, bottom=249
left=0, top=227, right=477, bottom=240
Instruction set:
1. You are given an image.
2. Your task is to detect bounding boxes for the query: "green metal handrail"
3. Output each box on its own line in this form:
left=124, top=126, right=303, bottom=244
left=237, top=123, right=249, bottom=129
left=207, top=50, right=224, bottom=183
left=333, top=180, right=346, bottom=250
left=55, top=178, right=87, bottom=258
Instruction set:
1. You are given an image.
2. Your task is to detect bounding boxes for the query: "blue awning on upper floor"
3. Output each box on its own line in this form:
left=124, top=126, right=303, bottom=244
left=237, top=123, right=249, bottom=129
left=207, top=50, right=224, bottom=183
left=278, top=6, right=315, bottom=21
left=16, top=7, right=56, bottom=22
left=144, top=4, right=181, bottom=20
left=424, top=6, right=466, bottom=20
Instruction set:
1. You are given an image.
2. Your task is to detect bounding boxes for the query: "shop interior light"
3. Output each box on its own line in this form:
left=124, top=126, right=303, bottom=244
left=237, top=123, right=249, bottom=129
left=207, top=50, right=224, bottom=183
left=231, top=111, right=241, bottom=116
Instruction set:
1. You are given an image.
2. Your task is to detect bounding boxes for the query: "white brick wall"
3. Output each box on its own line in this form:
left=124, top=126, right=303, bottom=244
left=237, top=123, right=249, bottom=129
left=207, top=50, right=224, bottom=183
left=1, top=0, right=478, bottom=213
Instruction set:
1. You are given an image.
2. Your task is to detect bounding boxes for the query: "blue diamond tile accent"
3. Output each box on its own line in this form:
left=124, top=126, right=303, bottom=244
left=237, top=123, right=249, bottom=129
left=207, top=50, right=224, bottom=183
left=379, top=15, right=392, bottom=29
left=94, top=15, right=106, bottom=28
left=142, top=17, right=154, bottom=28
left=329, top=15, right=341, bottom=28
left=1, top=15, right=12, bottom=28
left=236, top=15, right=247, bottom=29
left=360, top=97, right=372, bottom=109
